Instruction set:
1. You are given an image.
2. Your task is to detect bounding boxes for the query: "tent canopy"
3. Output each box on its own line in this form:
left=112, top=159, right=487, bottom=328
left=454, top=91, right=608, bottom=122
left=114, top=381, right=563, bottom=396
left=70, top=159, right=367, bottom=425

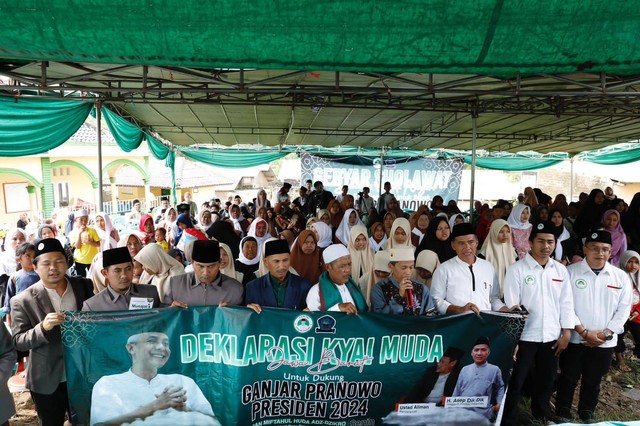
left=1, top=1, right=640, bottom=159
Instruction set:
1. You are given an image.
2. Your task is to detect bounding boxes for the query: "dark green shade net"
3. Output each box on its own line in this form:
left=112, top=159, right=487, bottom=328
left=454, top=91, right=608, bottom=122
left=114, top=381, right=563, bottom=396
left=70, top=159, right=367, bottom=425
left=0, top=97, right=92, bottom=156
left=1, top=1, right=640, bottom=75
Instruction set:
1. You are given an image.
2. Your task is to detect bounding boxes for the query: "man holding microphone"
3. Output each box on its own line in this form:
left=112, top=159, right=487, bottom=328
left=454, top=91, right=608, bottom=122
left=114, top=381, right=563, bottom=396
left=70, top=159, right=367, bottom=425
left=371, top=247, right=437, bottom=315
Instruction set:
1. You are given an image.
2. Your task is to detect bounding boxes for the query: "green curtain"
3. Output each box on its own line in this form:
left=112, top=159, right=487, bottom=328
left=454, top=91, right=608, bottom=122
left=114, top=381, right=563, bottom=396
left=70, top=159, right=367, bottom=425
left=0, top=96, right=92, bottom=156
left=577, top=144, right=640, bottom=165
left=145, top=133, right=170, bottom=160
left=182, top=147, right=288, bottom=167
left=102, top=106, right=143, bottom=152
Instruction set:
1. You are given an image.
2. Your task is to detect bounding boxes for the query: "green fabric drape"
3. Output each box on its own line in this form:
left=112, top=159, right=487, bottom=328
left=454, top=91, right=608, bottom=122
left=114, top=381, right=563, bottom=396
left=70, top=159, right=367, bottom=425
left=182, top=147, right=288, bottom=168
left=0, top=97, right=92, bottom=156
left=576, top=143, right=640, bottom=165
left=102, top=107, right=143, bottom=152
left=145, top=133, right=170, bottom=160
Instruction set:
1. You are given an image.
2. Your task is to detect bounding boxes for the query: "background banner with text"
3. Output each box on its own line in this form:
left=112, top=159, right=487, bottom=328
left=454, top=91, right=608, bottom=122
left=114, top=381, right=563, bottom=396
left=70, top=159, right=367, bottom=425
left=62, top=308, right=523, bottom=426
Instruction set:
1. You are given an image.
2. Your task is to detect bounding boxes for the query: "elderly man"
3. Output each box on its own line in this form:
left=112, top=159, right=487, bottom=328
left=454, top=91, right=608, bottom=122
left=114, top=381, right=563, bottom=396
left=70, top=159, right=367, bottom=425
left=10, top=238, right=94, bottom=425
left=82, top=247, right=161, bottom=312
left=371, top=248, right=437, bottom=316
left=245, top=239, right=312, bottom=311
left=452, top=337, right=505, bottom=421
left=555, top=230, right=632, bottom=423
left=406, top=347, right=464, bottom=405
left=164, top=240, right=243, bottom=307
left=502, top=221, right=574, bottom=425
left=306, top=244, right=367, bottom=314
left=90, top=330, right=217, bottom=426
left=431, top=223, right=507, bottom=315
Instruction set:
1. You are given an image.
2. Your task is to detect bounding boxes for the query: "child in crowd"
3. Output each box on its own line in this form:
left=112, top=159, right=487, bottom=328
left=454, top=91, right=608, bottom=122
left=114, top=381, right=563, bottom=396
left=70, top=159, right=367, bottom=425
left=155, top=228, right=169, bottom=252
left=132, top=260, right=144, bottom=284
left=617, top=250, right=640, bottom=371
left=507, top=204, right=532, bottom=259
left=3, top=242, right=38, bottom=326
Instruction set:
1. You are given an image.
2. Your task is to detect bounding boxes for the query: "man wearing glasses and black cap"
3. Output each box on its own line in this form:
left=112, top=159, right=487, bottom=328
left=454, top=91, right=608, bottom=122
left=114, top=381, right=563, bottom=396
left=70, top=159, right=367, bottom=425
left=555, top=230, right=632, bottom=424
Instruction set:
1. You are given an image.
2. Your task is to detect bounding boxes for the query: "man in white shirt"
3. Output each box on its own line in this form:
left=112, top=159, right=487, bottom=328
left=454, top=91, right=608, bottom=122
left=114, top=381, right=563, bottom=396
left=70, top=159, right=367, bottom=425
left=431, top=223, right=508, bottom=314
left=306, top=244, right=367, bottom=314
left=555, top=230, right=632, bottom=423
left=91, top=331, right=217, bottom=426
left=502, top=221, right=574, bottom=425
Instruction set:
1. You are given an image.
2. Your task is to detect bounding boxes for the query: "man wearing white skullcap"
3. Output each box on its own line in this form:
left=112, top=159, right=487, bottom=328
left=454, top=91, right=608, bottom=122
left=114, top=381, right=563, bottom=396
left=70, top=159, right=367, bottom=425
left=306, top=244, right=367, bottom=314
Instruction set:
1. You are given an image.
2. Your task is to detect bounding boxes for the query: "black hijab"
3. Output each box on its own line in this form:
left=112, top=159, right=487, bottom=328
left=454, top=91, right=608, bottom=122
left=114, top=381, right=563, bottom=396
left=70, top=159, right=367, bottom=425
left=416, top=216, right=456, bottom=263
left=206, top=221, right=241, bottom=260
left=573, top=189, right=606, bottom=238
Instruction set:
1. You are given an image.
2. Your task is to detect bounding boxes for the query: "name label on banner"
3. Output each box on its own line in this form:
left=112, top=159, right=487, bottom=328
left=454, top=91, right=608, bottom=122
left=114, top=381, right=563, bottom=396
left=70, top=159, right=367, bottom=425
left=129, top=297, right=154, bottom=310
left=445, top=396, right=488, bottom=408
left=397, top=403, right=436, bottom=415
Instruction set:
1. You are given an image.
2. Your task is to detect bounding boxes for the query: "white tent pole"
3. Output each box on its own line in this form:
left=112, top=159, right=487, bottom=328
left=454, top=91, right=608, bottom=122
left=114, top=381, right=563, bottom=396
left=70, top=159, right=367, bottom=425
left=378, top=149, right=384, bottom=199
left=96, top=101, right=104, bottom=209
left=469, top=111, right=477, bottom=217
left=569, top=156, right=574, bottom=201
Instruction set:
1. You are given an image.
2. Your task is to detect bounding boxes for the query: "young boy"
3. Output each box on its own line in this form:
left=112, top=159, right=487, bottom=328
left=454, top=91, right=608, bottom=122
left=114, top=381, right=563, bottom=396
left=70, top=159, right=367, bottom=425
left=155, top=228, right=169, bottom=252
left=69, top=209, right=100, bottom=277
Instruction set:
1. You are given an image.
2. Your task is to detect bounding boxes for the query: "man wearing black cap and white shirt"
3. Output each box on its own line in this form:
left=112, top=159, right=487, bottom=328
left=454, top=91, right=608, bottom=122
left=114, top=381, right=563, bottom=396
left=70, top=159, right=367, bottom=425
left=10, top=238, right=94, bottom=425
left=371, top=247, right=437, bottom=316
left=431, top=223, right=508, bottom=315
left=502, top=221, right=574, bottom=425
left=82, top=247, right=161, bottom=312
left=306, top=244, right=367, bottom=314
left=452, top=336, right=505, bottom=421
left=164, top=240, right=243, bottom=307
left=555, top=230, right=632, bottom=423
left=273, top=182, right=292, bottom=206
left=406, top=346, right=465, bottom=405
left=245, top=240, right=312, bottom=311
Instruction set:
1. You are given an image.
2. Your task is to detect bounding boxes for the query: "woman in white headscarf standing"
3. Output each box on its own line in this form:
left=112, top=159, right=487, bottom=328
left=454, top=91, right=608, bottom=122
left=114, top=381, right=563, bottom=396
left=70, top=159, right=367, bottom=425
left=311, top=222, right=333, bottom=252
left=507, top=203, right=532, bottom=260
left=334, top=208, right=364, bottom=246
left=94, top=212, right=120, bottom=251
left=347, top=225, right=374, bottom=282
left=134, top=243, right=185, bottom=300
left=479, top=219, right=517, bottom=298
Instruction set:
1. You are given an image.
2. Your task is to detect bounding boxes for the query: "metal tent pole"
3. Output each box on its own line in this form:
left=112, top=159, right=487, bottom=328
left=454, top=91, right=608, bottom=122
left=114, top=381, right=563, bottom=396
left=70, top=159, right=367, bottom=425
left=96, top=101, right=104, bottom=209
left=470, top=111, right=478, bottom=217
left=569, top=156, right=574, bottom=201
left=378, top=149, right=384, bottom=201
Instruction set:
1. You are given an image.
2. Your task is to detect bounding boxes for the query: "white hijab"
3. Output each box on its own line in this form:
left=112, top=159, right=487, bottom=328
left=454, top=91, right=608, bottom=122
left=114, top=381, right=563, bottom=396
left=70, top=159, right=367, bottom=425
left=312, top=222, right=333, bottom=249
left=237, top=236, right=261, bottom=266
left=507, top=204, right=532, bottom=230
left=134, top=243, right=185, bottom=300
left=335, top=208, right=363, bottom=246
left=247, top=217, right=273, bottom=248
left=94, top=212, right=118, bottom=251
left=347, top=225, right=374, bottom=282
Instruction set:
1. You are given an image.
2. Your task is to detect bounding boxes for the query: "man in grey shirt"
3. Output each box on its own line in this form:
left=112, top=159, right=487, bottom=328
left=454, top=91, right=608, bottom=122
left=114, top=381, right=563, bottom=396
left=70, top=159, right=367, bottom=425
left=164, top=240, right=243, bottom=307
left=83, top=247, right=161, bottom=312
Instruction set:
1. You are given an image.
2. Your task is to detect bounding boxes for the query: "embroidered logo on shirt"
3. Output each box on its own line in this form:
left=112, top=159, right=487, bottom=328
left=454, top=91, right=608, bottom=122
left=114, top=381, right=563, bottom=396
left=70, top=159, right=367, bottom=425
left=575, top=279, right=587, bottom=289
left=537, top=223, right=544, bottom=230
left=294, top=314, right=313, bottom=333
left=525, top=275, right=536, bottom=285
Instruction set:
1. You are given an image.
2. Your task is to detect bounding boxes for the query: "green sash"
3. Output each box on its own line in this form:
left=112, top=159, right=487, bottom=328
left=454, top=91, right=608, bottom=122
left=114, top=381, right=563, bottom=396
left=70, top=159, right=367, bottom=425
left=318, top=271, right=367, bottom=312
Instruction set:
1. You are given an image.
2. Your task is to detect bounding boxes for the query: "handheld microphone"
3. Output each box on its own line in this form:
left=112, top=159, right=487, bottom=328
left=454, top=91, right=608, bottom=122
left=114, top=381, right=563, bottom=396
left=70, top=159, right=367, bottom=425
left=406, top=288, right=414, bottom=308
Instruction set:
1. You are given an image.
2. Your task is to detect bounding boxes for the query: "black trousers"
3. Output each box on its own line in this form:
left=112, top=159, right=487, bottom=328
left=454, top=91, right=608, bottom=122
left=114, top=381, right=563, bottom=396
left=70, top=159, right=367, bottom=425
left=556, top=343, right=614, bottom=421
left=30, top=382, right=71, bottom=426
left=74, top=262, right=90, bottom=278
left=502, top=341, right=557, bottom=425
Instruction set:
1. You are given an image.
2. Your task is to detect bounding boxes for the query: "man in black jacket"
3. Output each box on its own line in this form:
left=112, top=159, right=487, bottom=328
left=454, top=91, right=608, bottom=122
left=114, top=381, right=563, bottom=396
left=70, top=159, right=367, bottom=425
left=405, top=347, right=465, bottom=405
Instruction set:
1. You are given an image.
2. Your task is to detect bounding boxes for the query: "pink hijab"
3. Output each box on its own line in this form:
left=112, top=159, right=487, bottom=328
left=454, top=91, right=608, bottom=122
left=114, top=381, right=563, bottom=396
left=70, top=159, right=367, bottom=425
left=602, top=209, right=626, bottom=267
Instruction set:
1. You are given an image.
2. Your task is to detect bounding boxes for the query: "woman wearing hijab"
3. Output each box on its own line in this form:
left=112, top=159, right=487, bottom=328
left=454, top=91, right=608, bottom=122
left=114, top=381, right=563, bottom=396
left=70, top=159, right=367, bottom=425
left=347, top=225, right=374, bottom=282
left=369, top=222, right=388, bottom=252
left=94, top=212, right=119, bottom=251
left=549, top=209, right=572, bottom=264
left=134, top=243, right=185, bottom=300
left=219, top=242, right=242, bottom=282
left=382, top=212, right=396, bottom=238
left=602, top=209, right=627, bottom=267
left=228, top=204, right=250, bottom=238
left=478, top=219, right=517, bottom=297
left=0, top=228, right=26, bottom=276
left=619, top=250, right=640, bottom=366
left=383, top=217, right=413, bottom=250
left=235, top=236, right=261, bottom=285
left=290, top=230, right=323, bottom=284
left=573, top=188, right=607, bottom=239
left=507, top=204, right=532, bottom=259
left=118, top=233, right=143, bottom=258
left=410, top=208, right=430, bottom=247
left=326, top=199, right=344, bottom=231
left=254, top=189, right=271, bottom=213
left=174, top=213, right=195, bottom=247
left=416, top=216, right=455, bottom=263
left=206, top=221, right=242, bottom=260
left=198, top=210, right=214, bottom=233
left=448, top=213, right=465, bottom=232
left=522, top=186, right=539, bottom=210
left=138, top=214, right=155, bottom=246
left=317, top=209, right=331, bottom=227
left=413, top=250, right=440, bottom=290
left=64, top=212, right=75, bottom=241
left=359, top=250, right=391, bottom=307
left=160, top=207, right=178, bottom=246
left=247, top=217, right=273, bottom=252
left=311, top=222, right=333, bottom=252
left=335, top=208, right=364, bottom=246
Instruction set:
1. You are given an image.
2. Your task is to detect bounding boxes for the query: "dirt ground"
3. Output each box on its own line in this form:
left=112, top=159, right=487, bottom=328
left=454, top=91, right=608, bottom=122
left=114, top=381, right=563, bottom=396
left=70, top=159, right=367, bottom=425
left=7, top=345, right=640, bottom=426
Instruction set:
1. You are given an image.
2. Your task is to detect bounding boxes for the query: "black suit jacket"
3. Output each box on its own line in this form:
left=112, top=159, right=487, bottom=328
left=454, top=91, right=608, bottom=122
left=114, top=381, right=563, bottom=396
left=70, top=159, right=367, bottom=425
left=405, top=363, right=462, bottom=405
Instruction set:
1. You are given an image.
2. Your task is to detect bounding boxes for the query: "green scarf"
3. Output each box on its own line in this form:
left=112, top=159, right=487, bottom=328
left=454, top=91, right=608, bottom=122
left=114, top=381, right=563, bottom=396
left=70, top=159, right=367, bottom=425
left=318, top=271, right=367, bottom=312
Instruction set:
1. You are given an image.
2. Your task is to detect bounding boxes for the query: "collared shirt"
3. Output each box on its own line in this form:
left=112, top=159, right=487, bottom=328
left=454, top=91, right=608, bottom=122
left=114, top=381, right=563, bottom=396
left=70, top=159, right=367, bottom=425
left=306, top=282, right=355, bottom=311
left=164, top=272, right=243, bottom=306
left=44, top=279, right=77, bottom=312
left=453, top=362, right=504, bottom=419
left=504, top=253, right=575, bottom=343
left=90, top=370, right=215, bottom=426
left=269, top=273, right=289, bottom=308
left=567, top=259, right=632, bottom=348
left=370, top=276, right=436, bottom=316
left=431, top=256, right=505, bottom=314
left=82, top=283, right=160, bottom=312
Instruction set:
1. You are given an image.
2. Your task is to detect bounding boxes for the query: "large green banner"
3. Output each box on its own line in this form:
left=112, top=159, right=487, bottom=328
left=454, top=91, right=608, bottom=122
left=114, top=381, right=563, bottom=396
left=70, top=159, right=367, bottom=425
left=62, top=307, right=524, bottom=426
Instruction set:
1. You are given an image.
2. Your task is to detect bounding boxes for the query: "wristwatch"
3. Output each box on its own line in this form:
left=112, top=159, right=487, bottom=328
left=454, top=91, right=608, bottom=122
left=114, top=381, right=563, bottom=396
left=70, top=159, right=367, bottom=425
left=603, top=329, right=614, bottom=341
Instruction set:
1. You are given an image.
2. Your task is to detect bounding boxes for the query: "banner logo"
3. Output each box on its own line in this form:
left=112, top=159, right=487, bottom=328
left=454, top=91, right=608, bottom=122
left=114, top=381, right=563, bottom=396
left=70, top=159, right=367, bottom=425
left=315, top=315, right=337, bottom=333
left=294, top=314, right=313, bottom=333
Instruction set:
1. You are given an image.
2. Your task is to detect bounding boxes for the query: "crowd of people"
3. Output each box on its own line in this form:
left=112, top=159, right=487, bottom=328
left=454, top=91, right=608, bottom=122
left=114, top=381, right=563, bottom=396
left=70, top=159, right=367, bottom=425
left=0, top=181, right=639, bottom=425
